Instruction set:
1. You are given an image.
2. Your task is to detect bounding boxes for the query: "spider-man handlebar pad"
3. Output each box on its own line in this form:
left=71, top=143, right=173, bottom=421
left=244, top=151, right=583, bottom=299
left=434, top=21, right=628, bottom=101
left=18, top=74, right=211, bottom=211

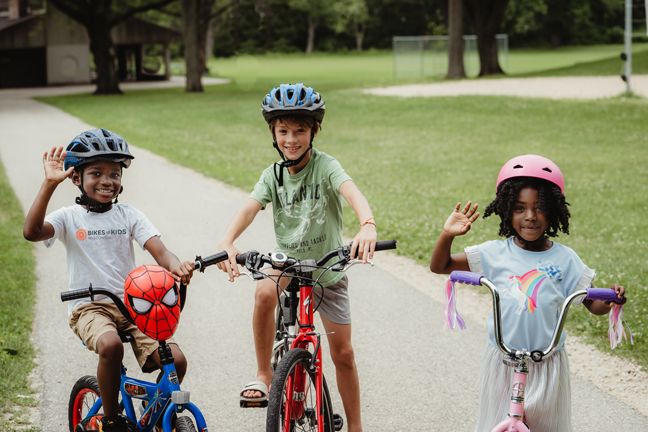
left=449, top=270, right=483, bottom=286
left=234, top=240, right=397, bottom=266
left=586, top=288, right=626, bottom=304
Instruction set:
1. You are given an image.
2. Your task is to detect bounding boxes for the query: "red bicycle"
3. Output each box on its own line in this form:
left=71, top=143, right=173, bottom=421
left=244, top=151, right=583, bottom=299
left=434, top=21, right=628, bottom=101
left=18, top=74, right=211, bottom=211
left=236, top=240, right=397, bottom=432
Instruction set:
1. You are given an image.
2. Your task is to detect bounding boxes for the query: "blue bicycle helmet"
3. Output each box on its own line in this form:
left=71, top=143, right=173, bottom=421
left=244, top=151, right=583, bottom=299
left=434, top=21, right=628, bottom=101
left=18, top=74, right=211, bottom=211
left=64, top=128, right=134, bottom=171
left=261, top=83, right=325, bottom=124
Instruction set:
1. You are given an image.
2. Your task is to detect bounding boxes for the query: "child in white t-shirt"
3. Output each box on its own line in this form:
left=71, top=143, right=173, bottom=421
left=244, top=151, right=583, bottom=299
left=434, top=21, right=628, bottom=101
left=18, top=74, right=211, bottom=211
left=23, top=129, right=194, bottom=432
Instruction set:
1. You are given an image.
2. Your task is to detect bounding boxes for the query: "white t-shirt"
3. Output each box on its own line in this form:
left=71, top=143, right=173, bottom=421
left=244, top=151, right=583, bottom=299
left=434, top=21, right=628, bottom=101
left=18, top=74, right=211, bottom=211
left=45, top=203, right=160, bottom=314
left=466, top=237, right=595, bottom=352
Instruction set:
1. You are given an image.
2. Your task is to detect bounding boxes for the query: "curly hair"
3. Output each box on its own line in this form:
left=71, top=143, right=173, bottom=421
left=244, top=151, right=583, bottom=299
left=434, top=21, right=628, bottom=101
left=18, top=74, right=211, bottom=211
left=483, top=177, right=570, bottom=238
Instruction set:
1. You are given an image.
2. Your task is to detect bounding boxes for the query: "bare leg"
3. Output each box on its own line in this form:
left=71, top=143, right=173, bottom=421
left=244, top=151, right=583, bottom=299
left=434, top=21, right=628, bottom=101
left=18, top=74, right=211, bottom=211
left=146, top=343, right=188, bottom=382
left=243, top=271, right=290, bottom=399
left=95, top=332, right=124, bottom=418
left=321, top=317, right=362, bottom=432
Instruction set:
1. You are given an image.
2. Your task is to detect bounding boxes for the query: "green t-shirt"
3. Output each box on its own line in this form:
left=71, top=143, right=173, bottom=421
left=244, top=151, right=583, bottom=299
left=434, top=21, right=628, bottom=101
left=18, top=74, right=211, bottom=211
left=250, top=149, right=351, bottom=287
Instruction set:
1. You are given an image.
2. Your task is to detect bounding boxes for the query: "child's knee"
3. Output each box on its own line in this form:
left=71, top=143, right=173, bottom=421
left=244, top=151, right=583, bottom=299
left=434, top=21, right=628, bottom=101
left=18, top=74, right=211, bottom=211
left=172, top=347, right=188, bottom=380
left=96, top=333, right=124, bottom=362
left=254, top=282, right=278, bottom=310
left=330, top=345, right=356, bottom=370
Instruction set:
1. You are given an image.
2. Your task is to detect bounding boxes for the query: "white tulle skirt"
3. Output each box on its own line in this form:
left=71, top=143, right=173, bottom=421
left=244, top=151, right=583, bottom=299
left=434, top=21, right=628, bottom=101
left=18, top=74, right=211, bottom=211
left=475, top=345, right=572, bottom=432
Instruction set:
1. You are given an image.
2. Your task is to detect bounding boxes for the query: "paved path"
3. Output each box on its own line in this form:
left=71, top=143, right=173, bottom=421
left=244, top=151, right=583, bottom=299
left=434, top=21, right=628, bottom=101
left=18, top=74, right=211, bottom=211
left=1, top=78, right=647, bottom=431
left=364, top=75, right=648, bottom=99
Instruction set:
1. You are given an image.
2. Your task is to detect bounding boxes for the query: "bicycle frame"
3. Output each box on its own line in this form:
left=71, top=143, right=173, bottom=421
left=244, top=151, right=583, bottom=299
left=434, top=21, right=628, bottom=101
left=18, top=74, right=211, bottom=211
left=282, top=277, right=325, bottom=432
left=78, top=341, right=207, bottom=432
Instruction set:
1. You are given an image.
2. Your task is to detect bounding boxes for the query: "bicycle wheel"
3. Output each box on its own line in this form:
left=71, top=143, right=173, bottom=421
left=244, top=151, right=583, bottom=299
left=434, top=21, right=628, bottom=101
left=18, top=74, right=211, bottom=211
left=68, top=375, right=102, bottom=432
left=266, top=348, right=333, bottom=432
left=175, top=416, right=198, bottom=432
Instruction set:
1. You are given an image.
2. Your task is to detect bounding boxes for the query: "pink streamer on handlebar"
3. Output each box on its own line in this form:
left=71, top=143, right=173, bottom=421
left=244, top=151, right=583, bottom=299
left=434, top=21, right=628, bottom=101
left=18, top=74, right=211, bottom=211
left=444, top=279, right=466, bottom=330
left=609, top=303, right=634, bottom=349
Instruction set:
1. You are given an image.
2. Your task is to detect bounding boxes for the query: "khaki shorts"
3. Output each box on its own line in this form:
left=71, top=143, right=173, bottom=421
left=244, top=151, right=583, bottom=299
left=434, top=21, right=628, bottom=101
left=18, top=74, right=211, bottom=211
left=69, top=301, right=176, bottom=372
left=312, top=275, right=351, bottom=324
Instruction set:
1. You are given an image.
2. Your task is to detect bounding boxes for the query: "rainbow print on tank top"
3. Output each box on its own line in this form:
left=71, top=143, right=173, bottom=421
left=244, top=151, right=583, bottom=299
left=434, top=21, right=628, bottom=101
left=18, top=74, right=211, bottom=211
left=509, top=269, right=548, bottom=313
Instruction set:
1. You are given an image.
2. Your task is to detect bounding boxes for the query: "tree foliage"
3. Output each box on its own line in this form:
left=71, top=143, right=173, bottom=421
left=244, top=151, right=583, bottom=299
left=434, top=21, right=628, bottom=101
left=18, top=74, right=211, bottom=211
left=50, top=0, right=176, bottom=94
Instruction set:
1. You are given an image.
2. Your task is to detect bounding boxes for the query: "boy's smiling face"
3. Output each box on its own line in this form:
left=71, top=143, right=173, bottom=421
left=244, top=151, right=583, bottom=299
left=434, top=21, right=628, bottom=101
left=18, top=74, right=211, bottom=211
left=73, top=159, right=123, bottom=203
left=274, top=118, right=314, bottom=162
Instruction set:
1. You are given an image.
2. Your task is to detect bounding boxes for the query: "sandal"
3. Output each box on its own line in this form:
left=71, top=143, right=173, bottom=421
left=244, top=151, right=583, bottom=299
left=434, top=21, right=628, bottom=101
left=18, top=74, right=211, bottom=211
left=240, top=380, right=269, bottom=408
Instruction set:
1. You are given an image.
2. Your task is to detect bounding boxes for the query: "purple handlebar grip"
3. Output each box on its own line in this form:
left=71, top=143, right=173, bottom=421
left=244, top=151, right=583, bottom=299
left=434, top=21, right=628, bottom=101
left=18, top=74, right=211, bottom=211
left=586, top=288, right=625, bottom=304
left=449, top=270, right=483, bottom=286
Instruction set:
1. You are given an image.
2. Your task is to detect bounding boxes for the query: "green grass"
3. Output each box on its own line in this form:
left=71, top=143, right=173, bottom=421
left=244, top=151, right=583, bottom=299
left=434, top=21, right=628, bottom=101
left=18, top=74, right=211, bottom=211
left=169, top=44, right=648, bottom=85
left=0, top=163, right=37, bottom=429
left=515, top=45, right=648, bottom=77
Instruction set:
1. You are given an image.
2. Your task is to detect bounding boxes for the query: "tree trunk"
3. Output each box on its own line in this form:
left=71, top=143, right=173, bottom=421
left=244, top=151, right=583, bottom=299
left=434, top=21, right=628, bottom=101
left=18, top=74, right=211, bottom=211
left=305, top=15, right=317, bottom=54
left=182, top=0, right=204, bottom=92
left=465, top=0, right=508, bottom=76
left=87, top=21, right=122, bottom=94
left=354, top=23, right=364, bottom=51
left=447, top=0, right=465, bottom=79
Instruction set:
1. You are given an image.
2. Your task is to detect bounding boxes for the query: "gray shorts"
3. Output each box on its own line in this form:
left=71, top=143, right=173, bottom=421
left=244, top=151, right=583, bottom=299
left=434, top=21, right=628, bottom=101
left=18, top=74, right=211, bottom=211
left=312, top=275, right=351, bottom=324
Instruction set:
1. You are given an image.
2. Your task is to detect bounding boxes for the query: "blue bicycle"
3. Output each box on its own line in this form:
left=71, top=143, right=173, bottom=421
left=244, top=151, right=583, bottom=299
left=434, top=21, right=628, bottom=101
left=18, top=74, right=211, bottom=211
left=62, top=251, right=228, bottom=432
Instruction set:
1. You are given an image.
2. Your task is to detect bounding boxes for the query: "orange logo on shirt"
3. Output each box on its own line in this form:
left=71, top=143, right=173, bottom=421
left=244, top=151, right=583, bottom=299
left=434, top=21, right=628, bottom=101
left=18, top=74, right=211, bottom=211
left=76, top=228, right=87, bottom=241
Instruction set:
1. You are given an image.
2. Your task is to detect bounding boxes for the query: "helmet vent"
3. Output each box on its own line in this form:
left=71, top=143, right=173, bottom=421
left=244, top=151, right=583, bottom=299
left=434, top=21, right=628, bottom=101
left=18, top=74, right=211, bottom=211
left=70, top=143, right=87, bottom=152
left=106, top=140, right=116, bottom=151
left=542, top=167, right=553, bottom=173
left=513, top=164, right=523, bottom=169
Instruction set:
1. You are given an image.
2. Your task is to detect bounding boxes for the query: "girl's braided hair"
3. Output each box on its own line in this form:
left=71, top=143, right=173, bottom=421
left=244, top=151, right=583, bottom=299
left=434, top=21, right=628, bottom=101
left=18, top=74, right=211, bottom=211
left=483, top=177, right=571, bottom=238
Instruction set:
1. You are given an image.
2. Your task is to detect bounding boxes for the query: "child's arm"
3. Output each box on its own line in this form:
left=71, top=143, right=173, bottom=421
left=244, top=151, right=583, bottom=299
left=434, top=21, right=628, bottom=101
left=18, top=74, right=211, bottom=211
left=23, top=147, right=74, bottom=242
left=584, top=284, right=626, bottom=315
left=216, top=198, right=263, bottom=281
left=429, top=202, right=479, bottom=274
left=338, top=181, right=377, bottom=262
left=144, top=237, right=194, bottom=285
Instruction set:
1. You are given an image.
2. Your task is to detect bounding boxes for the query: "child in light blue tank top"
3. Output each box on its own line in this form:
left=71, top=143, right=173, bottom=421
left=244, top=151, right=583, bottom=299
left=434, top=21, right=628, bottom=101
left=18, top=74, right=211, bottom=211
left=429, top=155, right=625, bottom=432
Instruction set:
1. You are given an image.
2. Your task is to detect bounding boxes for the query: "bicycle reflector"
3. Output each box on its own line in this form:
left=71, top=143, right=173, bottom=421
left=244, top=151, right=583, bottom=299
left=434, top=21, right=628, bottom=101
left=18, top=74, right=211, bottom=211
left=124, top=265, right=180, bottom=341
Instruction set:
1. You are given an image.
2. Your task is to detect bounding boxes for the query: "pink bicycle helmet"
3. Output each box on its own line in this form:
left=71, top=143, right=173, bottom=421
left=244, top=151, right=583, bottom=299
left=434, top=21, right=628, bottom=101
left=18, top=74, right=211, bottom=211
left=496, top=154, right=565, bottom=193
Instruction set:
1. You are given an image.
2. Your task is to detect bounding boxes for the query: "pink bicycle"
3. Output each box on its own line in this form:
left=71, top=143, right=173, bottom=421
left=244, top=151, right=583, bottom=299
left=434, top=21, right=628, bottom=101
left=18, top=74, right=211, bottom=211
left=448, top=270, right=629, bottom=432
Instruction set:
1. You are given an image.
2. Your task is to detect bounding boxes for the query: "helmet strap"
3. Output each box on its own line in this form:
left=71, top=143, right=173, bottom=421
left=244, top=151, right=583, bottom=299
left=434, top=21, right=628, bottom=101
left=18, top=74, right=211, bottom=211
left=75, top=176, right=122, bottom=213
left=272, top=139, right=313, bottom=187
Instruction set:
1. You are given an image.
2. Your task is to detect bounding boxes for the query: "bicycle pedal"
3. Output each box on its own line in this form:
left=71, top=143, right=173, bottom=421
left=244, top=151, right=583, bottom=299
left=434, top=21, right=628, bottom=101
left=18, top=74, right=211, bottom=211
left=333, top=413, right=344, bottom=431
left=240, top=399, right=269, bottom=408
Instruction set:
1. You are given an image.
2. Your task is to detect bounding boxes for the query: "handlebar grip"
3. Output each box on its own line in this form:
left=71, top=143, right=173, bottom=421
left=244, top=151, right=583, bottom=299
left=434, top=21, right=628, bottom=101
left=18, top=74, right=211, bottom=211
left=61, top=289, right=91, bottom=302
left=375, top=240, right=397, bottom=251
left=200, top=251, right=229, bottom=268
left=449, top=270, right=483, bottom=286
left=586, top=288, right=626, bottom=304
left=236, top=252, right=250, bottom=266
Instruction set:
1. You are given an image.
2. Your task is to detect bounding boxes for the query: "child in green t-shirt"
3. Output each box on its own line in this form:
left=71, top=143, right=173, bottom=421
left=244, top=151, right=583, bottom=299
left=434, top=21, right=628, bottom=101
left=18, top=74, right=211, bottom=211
left=216, top=83, right=377, bottom=432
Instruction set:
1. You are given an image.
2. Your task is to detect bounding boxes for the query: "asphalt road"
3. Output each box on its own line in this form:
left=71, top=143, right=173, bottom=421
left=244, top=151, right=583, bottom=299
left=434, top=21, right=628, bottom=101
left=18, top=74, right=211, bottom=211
left=1, top=83, right=647, bottom=431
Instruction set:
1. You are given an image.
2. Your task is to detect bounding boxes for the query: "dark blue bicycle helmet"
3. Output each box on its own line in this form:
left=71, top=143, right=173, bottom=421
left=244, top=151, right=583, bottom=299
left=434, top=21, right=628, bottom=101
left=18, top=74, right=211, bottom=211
left=64, top=128, right=134, bottom=171
left=64, top=128, right=133, bottom=212
left=261, top=83, right=325, bottom=124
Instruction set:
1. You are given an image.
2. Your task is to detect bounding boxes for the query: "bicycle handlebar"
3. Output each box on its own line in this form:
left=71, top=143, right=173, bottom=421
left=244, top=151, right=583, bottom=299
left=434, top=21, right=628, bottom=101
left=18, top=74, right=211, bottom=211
left=449, top=270, right=626, bottom=361
left=236, top=240, right=398, bottom=274
left=194, top=250, right=229, bottom=272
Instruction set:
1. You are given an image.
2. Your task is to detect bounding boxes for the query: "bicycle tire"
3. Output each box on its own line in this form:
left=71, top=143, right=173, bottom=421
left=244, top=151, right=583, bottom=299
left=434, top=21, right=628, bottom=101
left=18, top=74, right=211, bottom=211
left=266, top=348, right=333, bottom=432
left=68, top=375, right=101, bottom=432
left=272, top=302, right=287, bottom=370
left=175, top=416, right=198, bottom=432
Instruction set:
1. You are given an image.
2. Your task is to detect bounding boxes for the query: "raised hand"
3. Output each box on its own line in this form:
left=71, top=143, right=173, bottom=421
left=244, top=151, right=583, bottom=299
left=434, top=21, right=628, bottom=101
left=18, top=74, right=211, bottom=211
left=443, top=201, right=480, bottom=237
left=42, top=146, right=74, bottom=183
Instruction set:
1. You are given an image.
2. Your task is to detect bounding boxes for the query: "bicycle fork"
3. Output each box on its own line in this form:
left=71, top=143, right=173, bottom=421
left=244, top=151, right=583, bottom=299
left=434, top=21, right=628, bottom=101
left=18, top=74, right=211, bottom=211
left=492, top=358, right=530, bottom=432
